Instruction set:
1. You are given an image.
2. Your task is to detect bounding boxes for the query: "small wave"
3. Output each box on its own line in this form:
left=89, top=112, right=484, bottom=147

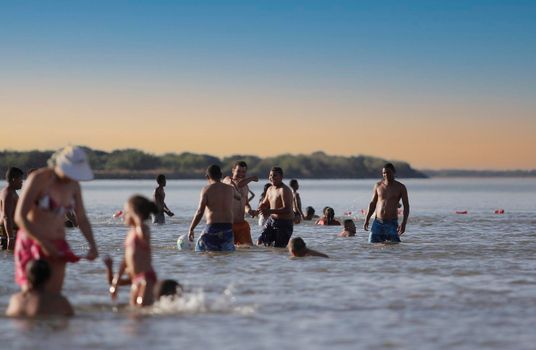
left=149, top=285, right=256, bottom=316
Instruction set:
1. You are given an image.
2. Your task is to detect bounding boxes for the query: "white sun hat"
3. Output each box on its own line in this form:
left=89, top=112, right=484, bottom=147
left=53, top=146, right=94, bottom=181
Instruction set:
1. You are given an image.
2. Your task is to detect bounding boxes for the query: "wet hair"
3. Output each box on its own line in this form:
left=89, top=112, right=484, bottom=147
left=128, top=195, right=158, bottom=221
left=289, top=179, right=298, bottom=189
left=343, top=219, right=355, bottom=227
left=154, top=279, right=183, bottom=299
left=156, top=174, right=166, bottom=185
left=384, top=163, right=396, bottom=173
left=270, top=167, right=283, bottom=177
left=206, top=164, right=222, bottom=180
left=289, top=237, right=306, bottom=253
left=27, top=259, right=51, bottom=290
left=325, top=207, right=335, bottom=221
left=6, top=167, right=23, bottom=182
left=305, top=206, right=315, bottom=216
left=233, top=161, right=248, bottom=169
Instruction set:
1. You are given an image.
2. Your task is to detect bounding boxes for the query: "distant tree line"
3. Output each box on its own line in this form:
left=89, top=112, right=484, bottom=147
left=0, top=147, right=427, bottom=179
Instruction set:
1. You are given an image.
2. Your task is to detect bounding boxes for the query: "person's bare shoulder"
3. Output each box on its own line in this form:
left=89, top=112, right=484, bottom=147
left=223, top=182, right=235, bottom=194
left=222, top=176, right=232, bottom=184
left=394, top=180, right=406, bottom=191
left=282, top=183, right=293, bottom=194
left=5, top=294, right=23, bottom=316
left=53, top=294, right=74, bottom=316
left=0, top=186, right=8, bottom=200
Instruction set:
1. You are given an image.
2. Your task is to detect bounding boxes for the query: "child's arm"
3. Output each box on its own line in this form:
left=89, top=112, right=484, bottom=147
left=109, top=259, right=131, bottom=300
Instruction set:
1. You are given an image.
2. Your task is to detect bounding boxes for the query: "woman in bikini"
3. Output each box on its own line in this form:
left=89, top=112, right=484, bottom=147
left=14, top=146, right=98, bottom=293
left=108, top=195, right=158, bottom=307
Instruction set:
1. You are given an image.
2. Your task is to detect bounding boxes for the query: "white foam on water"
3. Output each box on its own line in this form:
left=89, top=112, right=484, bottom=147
left=149, top=284, right=256, bottom=316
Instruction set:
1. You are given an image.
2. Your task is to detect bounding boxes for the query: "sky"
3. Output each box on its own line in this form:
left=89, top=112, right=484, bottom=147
left=1, top=0, right=535, bottom=170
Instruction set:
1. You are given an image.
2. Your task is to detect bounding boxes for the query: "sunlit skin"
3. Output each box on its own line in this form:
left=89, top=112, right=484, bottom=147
left=257, top=171, right=294, bottom=221
left=1, top=174, right=23, bottom=249
left=109, top=200, right=155, bottom=307
left=363, top=167, right=410, bottom=236
left=339, top=220, right=356, bottom=237
left=188, top=173, right=234, bottom=242
left=223, top=165, right=258, bottom=223
left=14, top=167, right=98, bottom=293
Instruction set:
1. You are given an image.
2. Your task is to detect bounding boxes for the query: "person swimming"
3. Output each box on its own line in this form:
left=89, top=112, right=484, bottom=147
left=6, top=259, right=74, bottom=317
left=316, top=207, right=341, bottom=226
left=338, top=219, right=356, bottom=237
left=288, top=237, right=329, bottom=258
left=303, top=206, right=319, bottom=221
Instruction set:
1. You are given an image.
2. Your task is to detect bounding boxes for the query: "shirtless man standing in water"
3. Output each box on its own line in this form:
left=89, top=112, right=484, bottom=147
left=256, top=167, right=294, bottom=247
left=363, top=163, right=410, bottom=243
left=223, top=161, right=258, bottom=246
left=188, top=165, right=235, bottom=252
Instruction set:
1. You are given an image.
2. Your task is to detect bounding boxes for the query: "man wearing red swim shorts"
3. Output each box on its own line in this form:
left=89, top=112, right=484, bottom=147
left=223, top=161, right=258, bottom=246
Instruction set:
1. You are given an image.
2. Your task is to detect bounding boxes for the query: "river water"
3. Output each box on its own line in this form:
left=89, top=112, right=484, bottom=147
left=1, top=178, right=535, bottom=349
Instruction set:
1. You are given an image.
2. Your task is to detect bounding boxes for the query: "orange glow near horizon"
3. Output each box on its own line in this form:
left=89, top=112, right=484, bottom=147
left=1, top=80, right=535, bottom=170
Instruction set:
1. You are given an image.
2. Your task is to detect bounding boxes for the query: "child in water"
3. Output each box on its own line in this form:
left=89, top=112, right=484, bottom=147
left=257, top=183, right=272, bottom=227
left=338, top=219, right=356, bottom=237
left=288, top=237, right=329, bottom=258
left=6, top=259, right=73, bottom=317
left=108, top=195, right=159, bottom=307
left=289, top=179, right=305, bottom=224
left=316, top=207, right=341, bottom=226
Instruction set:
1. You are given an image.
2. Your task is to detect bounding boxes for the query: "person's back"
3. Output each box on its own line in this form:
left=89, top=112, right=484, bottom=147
left=7, top=291, right=73, bottom=317
left=6, top=259, right=74, bottom=317
left=188, top=165, right=236, bottom=252
left=204, top=182, right=234, bottom=224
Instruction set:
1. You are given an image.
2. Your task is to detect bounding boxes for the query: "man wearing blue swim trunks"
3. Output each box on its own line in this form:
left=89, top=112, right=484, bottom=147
left=188, top=165, right=235, bottom=252
left=363, top=163, right=410, bottom=243
left=256, top=167, right=294, bottom=248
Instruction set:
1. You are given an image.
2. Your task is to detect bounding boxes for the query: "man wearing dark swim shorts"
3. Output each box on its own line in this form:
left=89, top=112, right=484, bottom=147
left=363, top=163, right=410, bottom=243
left=258, top=216, right=293, bottom=247
left=256, top=167, right=294, bottom=248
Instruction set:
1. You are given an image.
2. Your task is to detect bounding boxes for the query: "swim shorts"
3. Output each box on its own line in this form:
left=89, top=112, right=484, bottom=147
left=232, top=221, right=253, bottom=245
left=133, top=269, right=158, bottom=285
left=152, top=212, right=165, bottom=224
left=257, top=217, right=294, bottom=248
left=14, top=230, right=81, bottom=288
left=0, top=225, right=7, bottom=250
left=195, top=223, right=235, bottom=252
left=369, top=218, right=401, bottom=243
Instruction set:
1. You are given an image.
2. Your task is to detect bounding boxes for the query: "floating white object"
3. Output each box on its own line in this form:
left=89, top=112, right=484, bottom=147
left=177, top=234, right=193, bottom=251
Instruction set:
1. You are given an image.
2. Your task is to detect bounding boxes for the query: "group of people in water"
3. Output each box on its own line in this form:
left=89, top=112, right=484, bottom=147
left=0, top=146, right=410, bottom=317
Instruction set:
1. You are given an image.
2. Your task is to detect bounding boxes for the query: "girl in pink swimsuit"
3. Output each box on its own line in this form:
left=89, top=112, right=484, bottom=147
left=108, top=195, right=159, bottom=307
left=14, top=146, right=98, bottom=293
